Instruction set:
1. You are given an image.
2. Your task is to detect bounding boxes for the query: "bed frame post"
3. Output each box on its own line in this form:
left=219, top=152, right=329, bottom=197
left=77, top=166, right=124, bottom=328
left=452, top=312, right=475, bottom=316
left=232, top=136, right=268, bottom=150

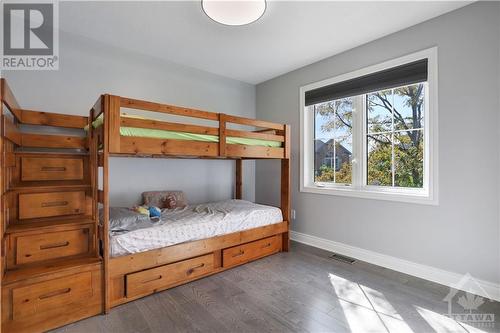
left=281, top=124, right=291, bottom=251
left=107, top=95, right=121, bottom=154
left=219, top=113, right=226, bottom=157
left=235, top=159, right=242, bottom=199
left=102, top=94, right=111, bottom=313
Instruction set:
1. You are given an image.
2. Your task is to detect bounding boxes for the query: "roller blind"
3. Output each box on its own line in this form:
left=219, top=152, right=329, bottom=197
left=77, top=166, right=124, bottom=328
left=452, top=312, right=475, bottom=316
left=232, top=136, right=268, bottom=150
left=305, top=59, right=428, bottom=106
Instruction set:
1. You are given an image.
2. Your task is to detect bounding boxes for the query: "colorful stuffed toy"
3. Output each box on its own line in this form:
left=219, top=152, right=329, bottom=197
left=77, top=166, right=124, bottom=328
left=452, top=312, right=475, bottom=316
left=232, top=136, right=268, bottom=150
left=148, top=206, right=161, bottom=218
left=132, top=205, right=161, bottom=222
left=133, top=206, right=150, bottom=216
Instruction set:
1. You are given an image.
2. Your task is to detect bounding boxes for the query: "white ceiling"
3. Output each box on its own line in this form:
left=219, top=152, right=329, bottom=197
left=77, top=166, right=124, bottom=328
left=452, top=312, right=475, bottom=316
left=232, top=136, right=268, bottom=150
left=61, top=1, right=470, bottom=84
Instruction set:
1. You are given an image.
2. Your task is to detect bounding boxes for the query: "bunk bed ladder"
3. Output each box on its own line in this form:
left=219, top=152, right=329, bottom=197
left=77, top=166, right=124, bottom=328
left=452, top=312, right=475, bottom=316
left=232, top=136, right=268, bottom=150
left=0, top=79, right=103, bottom=333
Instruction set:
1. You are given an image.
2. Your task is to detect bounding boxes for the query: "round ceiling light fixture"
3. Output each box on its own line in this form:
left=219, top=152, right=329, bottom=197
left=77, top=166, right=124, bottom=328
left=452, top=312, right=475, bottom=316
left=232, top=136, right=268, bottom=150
left=202, top=0, right=266, bottom=26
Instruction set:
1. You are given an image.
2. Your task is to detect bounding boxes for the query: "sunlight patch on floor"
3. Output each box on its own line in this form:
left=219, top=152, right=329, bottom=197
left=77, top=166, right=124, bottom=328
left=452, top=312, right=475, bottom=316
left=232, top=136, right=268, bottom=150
left=416, top=306, right=488, bottom=333
left=329, top=273, right=413, bottom=333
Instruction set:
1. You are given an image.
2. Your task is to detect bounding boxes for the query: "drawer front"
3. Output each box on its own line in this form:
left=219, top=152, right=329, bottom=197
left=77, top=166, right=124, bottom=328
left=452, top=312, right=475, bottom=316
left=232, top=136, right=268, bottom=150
left=21, top=157, right=84, bottom=181
left=12, top=271, right=93, bottom=321
left=223, top=235, right=281, bottom=268
left=126, top=253, right=214, bottom=298
left=19, top=191, right=85, bottom=219
left=16, top=227, right=90, bottom=265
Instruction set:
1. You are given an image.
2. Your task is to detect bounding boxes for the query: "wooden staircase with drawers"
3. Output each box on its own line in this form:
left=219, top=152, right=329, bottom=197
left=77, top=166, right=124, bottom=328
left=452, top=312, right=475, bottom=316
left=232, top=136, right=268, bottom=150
left=0, top=79, right=102, bottom=332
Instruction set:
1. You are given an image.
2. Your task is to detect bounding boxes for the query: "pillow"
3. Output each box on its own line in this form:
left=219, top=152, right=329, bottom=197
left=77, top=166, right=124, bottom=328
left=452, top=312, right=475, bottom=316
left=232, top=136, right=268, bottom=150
left=101, top=207, right=152, bottom=234
left=142, top=191, right=187, bottom=209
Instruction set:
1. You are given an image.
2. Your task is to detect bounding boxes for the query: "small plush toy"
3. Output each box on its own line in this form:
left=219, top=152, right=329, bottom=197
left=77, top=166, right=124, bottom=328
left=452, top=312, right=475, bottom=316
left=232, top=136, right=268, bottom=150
left=133, top=206, right=150, bottom=216
left=148, top=206, right=161, bottom=218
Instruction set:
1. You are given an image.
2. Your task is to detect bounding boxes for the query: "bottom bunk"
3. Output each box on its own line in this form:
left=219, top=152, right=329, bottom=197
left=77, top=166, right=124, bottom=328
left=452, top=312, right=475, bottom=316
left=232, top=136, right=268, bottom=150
left=104, top=198, right=289, bottom=307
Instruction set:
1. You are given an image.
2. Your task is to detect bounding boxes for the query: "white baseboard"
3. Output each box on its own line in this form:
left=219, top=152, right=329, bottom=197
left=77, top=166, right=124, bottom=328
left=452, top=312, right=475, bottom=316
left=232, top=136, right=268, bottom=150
left=290, top=230, right=500, bottom=302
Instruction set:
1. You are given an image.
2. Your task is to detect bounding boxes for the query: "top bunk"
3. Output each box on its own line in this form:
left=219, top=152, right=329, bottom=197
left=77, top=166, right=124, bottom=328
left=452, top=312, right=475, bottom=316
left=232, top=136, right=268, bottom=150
left=90, top=94, right=290, bottom=160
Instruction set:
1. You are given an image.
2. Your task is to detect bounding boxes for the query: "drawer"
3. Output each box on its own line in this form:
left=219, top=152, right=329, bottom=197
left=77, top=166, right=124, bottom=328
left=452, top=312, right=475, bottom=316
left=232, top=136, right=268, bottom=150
left=21, top=157, right=84, bottom=181
left=15, top=227, right=91, bottom=265
left=223, top=235, right=281, bottom=268
left=19, top=191, right=85, bottom=219
left=126, top=253, right=214, bottom=298
left=11, top=271, right=94, bottom=321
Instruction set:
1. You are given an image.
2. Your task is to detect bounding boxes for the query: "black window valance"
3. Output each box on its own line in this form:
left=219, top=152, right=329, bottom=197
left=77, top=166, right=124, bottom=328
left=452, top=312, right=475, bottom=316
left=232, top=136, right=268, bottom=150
left=305, top=59, right=428, bottom=106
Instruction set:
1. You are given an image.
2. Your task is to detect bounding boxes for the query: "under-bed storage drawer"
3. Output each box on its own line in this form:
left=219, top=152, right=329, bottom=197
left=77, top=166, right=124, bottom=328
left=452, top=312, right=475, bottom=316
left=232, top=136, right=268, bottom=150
left=21, top=156, right=84, bottom=181
left=126, top=253, right=214, bottom=298
left=11, top=225, right=92, bottom=266
left=18, top=191, right=85, bottom=219
left=2, top=267, right=102, bottom=332
left=223, top=235, right=281, bottom=268
left=11, top=271, right=94, bottom=322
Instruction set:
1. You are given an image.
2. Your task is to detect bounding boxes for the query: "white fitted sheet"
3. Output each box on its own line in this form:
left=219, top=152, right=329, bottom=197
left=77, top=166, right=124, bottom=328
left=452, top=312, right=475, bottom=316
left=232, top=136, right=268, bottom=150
left=109, top=200, right=283, bottom=257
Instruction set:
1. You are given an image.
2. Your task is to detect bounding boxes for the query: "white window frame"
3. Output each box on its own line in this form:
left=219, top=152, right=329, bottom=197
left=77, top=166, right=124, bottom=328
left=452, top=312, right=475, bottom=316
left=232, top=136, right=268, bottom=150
left=300, top=47, right=439, bottom=205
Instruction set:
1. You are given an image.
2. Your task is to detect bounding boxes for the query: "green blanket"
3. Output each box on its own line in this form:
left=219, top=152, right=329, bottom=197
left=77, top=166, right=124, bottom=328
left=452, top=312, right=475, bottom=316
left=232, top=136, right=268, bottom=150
left=87, top=115, right=281, bottom=148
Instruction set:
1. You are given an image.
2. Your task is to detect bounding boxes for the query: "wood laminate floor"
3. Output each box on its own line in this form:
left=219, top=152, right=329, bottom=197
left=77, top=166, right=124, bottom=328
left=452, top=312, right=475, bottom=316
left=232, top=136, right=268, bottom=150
left=53, top=242, right=500, bottom=333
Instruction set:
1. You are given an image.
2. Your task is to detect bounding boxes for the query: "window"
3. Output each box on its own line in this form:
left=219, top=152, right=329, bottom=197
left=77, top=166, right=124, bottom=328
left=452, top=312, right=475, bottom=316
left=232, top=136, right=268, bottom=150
left=300, top=48, right=438, bottom=204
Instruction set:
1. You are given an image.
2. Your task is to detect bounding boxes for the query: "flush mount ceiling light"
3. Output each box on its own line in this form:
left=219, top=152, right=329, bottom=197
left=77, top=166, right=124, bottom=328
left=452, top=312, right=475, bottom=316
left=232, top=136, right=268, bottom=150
left=202, top=0, right=266, bottom=26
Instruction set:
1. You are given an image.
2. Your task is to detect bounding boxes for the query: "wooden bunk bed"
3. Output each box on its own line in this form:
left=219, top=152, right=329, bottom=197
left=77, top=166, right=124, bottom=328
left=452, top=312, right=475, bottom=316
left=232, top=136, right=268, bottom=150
left=92, top=94, right=291, bottom=311
left=0, top=81, right=290, bottom=332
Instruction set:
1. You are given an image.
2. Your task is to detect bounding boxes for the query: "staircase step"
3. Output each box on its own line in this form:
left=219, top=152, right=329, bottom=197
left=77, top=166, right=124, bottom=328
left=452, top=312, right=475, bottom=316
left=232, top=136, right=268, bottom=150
left=6, top=216, right=96, bottom=234
left=3, top=257, right=102, bottom=285
left=10, top=181, right=91, bottom=191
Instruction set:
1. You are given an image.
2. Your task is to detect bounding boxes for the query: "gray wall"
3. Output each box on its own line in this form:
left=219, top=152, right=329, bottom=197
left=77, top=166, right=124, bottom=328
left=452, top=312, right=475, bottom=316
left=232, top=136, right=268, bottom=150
left=255, top=2, right=500, bottom=283
left=2, top=32, right=256, bottom=206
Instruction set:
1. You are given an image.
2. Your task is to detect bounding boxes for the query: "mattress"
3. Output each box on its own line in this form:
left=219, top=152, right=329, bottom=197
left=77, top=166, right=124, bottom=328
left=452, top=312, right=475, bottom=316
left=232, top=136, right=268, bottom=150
left=109, top=199, right=283, bottom=257
left=88, top=115, right=282, bottom=148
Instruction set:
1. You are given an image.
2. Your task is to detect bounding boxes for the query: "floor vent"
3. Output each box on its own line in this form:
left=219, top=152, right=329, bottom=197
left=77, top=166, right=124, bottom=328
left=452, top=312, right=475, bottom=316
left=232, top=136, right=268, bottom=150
left=329, top=253, right=356, bottom=264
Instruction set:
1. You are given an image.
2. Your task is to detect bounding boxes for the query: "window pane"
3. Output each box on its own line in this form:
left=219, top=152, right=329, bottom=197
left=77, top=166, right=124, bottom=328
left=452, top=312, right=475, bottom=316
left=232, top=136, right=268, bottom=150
left=394, top=130, right=424, bottom=188
left=336, top=135, right=352, bottom=184
left=367, top=89, right=392, bottom=133
left=314, top=98, right=353, bottom=184
left=367, top=134, right=392, bottom=186
left=393, top=83, right=425, bottom=130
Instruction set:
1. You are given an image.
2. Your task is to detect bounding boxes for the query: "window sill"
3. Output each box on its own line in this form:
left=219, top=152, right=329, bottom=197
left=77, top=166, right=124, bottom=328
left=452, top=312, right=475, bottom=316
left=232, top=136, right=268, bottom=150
left=300, top=185, right=438, bottom=205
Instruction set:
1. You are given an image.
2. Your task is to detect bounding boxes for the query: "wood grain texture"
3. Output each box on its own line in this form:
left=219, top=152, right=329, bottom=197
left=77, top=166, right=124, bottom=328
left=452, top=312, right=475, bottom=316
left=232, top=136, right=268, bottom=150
left=21, top=133, right=86, bottom=149
left=225, top=144, right=284, bottom=159
left=219, top=113, right=226, bottom=156
left=121, top=117, right=219, bottom=136
left=107, top=95, right=121, bottom=154
left=7, top=225, right=93, bottom=267
left=3, top=265, right=102, bottom=333
left=224, top=114, right=285, bottom=131
left=102, top=95, right=111, bottom=313
left=281, top=158, right=291, bottom=251
left=226, top=129, right=284, bottom=142
left=126, top=254, right=214, bottom=298
left=120, top=97, right=219, bottom=121
left=20, top=157, right=84, bottom=181
left=120, top=136, right=218, bottom=157
left=222, top=235, right=281, bottom=268
left=2, top=115, right=21, bottom=146
left=18, top=191, right=85, bottom=219
left=21, top=109, right=88, bottom=129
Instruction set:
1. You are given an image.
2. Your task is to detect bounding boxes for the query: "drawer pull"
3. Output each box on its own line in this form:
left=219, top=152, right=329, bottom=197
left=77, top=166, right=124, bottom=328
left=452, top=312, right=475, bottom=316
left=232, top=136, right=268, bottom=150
left=38, top=288, right=71, bottom=300
left=141, top=275, right=163, bottom=284
left=39, top=241, right=70, bottom=250
left=41, top=201, right=69, bottom=208
left=262, top=243, right=272, bottom=248
left=232, top=250, right=245, bottom=258
left=40, top=166, right=67, bottom=172
left=186, top=263, right=205, bottom=275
